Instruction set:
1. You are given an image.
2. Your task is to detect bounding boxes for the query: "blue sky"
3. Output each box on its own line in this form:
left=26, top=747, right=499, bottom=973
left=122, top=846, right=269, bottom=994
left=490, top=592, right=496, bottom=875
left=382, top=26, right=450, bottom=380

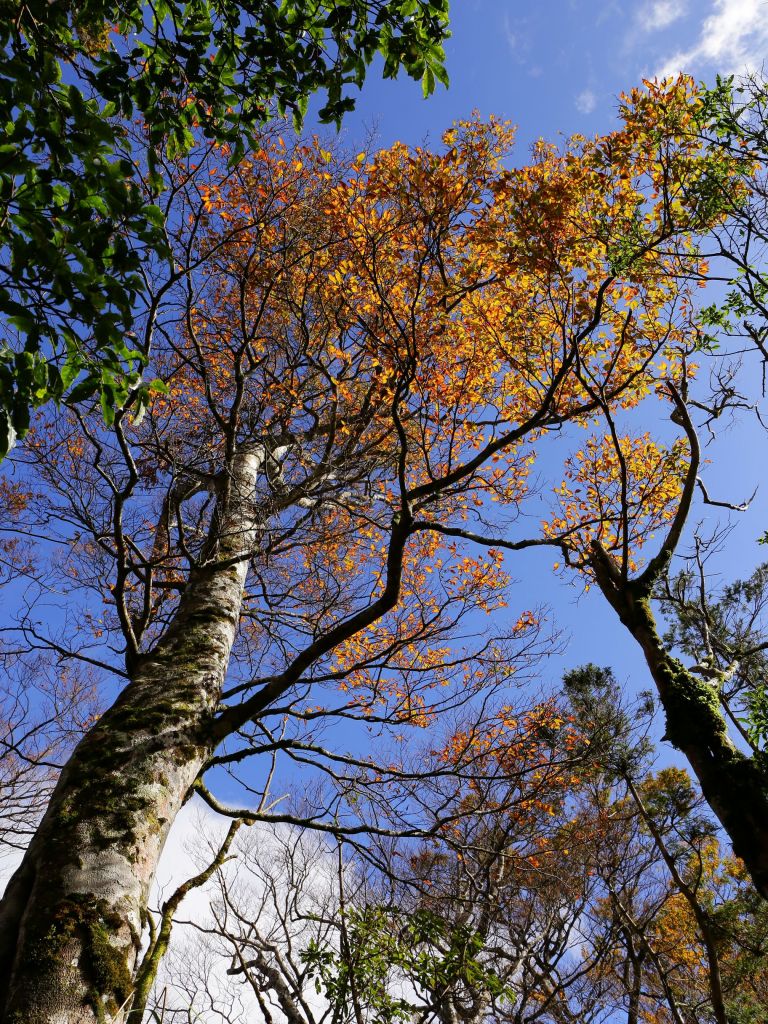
left=324, top=0, right=768, bottom=149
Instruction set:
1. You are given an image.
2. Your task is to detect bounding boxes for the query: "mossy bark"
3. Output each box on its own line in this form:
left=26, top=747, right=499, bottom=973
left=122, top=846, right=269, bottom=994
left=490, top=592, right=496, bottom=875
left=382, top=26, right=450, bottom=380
left=591, top=550, right=768, bottom=901
left=0, top=451, right=261, bottom=1024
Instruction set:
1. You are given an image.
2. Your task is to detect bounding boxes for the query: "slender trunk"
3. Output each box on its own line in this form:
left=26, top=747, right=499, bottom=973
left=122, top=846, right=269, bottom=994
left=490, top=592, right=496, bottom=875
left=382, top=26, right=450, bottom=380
left=624, top=775, right=728, bottom=1024
left=237, top=949, right=310, bottom=1024
left=0, top=451, right=260, bottom=1024
left=624, top=936, right=642, bottom=1024
left=591, top=553, right=768, bottom=901
left=609, top=892, right=685, bottom=1024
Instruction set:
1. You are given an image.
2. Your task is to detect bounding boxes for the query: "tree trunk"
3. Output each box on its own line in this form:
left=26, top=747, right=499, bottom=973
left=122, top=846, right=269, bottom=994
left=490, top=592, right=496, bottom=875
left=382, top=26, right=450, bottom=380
left=624, top=938, right=642, bottom=1024
left=0, top=450, right=261, bottom=1024
left=592, top=557, right=768, bottom=902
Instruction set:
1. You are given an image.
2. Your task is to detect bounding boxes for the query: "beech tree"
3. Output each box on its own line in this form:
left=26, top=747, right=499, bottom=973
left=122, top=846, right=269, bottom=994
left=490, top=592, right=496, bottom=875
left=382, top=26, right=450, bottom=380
left=0, top=80, right=734, bottom=1023
left=540, top=374, right=768, bottom=900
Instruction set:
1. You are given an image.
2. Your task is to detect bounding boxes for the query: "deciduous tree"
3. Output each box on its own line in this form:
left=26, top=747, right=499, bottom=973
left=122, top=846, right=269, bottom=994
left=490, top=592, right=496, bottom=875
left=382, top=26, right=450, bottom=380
left=0, top=80, right=732, bottom=1023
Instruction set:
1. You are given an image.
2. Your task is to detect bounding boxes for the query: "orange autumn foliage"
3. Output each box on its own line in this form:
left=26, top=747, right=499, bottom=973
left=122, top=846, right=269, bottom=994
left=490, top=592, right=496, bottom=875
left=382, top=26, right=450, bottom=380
left=23, top=78, right=737, bottom=727
left=137, top=78, right=733, bottom=702
left=545, top=432, right=690, bottom=571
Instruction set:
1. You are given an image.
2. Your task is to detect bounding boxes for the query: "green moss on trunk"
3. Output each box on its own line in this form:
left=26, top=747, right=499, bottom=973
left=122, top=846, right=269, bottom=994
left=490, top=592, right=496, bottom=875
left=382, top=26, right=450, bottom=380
left=21, top=896, right=133, bottom=1020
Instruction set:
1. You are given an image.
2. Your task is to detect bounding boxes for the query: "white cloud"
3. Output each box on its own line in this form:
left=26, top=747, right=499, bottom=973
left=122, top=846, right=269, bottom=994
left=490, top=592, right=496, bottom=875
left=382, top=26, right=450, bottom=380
left=595, top=1, right=624, bottom=27
left=575, top=89, right=597, bottom=114
left=641, top=0, right=688, bottom=31
left=0, top=846, right=25, bottom=896
left=151, top=804, right=340, bottom=1021
left=503, top=14, right=533, bottom=59
left=503, top=15, right=519, bottom=54
left=656, top=0, right=768, bottom=76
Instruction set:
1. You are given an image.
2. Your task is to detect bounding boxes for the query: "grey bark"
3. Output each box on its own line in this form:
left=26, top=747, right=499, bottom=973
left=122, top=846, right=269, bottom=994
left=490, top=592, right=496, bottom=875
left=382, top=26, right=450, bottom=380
left=0, top=450, right=261, bottom=1024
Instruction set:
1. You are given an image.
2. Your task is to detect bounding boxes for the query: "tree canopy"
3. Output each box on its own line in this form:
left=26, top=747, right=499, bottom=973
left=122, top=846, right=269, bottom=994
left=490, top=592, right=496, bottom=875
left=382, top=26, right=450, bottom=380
left=4, top=70, right=768, bottom=1023
left=0, top=0, right=450, bottom=456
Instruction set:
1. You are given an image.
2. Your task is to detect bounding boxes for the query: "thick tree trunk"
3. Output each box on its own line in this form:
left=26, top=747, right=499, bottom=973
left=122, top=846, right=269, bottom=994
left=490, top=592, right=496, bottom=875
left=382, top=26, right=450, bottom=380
left=591, top=554, right=768, bottom=902
left=0, top=451, right=260, bottom=1024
